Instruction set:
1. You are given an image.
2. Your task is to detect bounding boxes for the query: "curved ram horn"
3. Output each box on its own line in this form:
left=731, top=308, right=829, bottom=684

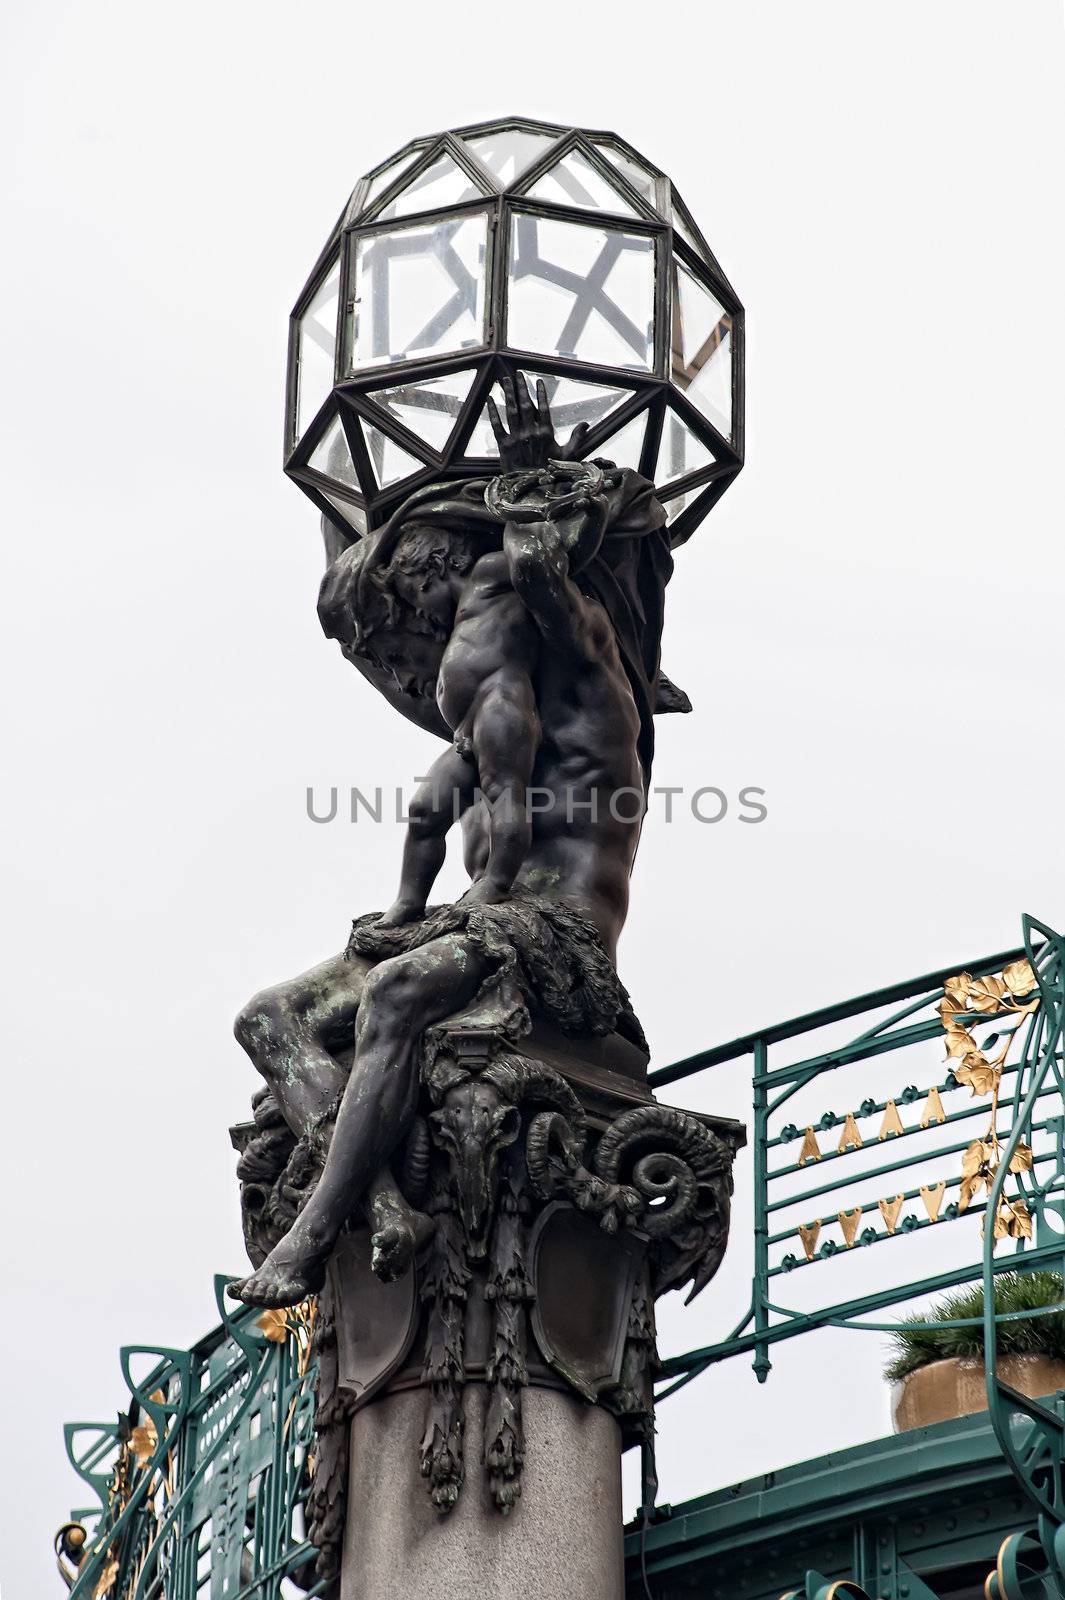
left=483, top=1053, right=585, bottom=1126
left=525, top=1110, right=584, bottom=1200
left=594, top=1106, right=731, bottom=1190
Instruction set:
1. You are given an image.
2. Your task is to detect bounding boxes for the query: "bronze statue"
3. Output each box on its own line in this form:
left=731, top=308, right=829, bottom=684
left=230, top=380, right=661, bottom=1306
left=227, top=378, right=739, bottom=1555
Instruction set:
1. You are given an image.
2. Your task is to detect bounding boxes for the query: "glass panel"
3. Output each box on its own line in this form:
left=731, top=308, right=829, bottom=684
left=526, top=149, right=640, bottom=218
left=671, top=257, right=733, bottom=440
left=594, top=409, right=648, bottom=473
left=351, top=213, right=489, bottom=369
left=659, top=487, right=700, bottom=523
left=374, top=152, right=482, bottom=221
left=590, top=141, right=660, bottom=209
left=359, top=147, right=424, bottom=215
left=657, top=409, right=716, bottom=486
left=464, top=370, right=632, bottom=458
left=321, top=491, right=368, bottom=535
left=506, top=214, right=655, bottom=372
left=295, top=256, right=340, bottom=442
left=367, top=370, right=476, bottom=453
left=361, top=419, right=425, bottom=489
left=308, top=414, right=360, bottom=490
left=463, top=128, right=557, bottom=187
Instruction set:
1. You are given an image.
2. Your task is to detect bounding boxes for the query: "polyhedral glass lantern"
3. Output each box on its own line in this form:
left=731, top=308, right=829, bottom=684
left=284, top=117, right=744, bottom=547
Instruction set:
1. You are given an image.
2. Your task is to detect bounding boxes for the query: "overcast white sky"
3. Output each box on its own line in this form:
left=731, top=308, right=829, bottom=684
left=3, top=1, right=1065, bottom=1593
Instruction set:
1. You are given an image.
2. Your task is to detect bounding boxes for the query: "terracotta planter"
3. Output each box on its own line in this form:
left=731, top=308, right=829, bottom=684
left=892, top=1354, right=1065, bottom=1433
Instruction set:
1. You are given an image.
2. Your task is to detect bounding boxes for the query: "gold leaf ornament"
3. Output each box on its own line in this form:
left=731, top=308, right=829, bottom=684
left=94, top=1559, right=120, bottom=1599
left=129, top=1417, right=158, bottom=1465
left=257, top=1309, right=290, bottom=1344
left=1002, top=959, right=1038, bottom=998
left=967, top=974, right=1009, bottom=1013
left=1002, top=1197, right=1033, bottom=1240
left=1009, top=1141, right=1034, bottom=1174
left=959, top=1139, right=995, bottom=1210
left=942, top=973, right=973, bottom=1013
left=954, top=1054, right=1001, bottom=1098
left=945, top=1026, right=979, bottom=1060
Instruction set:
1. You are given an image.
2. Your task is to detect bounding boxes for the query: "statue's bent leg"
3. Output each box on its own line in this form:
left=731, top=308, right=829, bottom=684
left=230, top=932, right=493, bottom=1307
left=234, top=950, right=374, bottom=1136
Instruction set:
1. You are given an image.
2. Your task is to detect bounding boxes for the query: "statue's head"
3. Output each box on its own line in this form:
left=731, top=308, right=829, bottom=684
left=372, top=522, right=480, bottom=641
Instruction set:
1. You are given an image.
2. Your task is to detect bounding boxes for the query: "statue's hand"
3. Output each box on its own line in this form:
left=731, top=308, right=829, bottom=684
left=488, top=375, right=566, bottom=469
left=553, top=492, right=609, bottom=575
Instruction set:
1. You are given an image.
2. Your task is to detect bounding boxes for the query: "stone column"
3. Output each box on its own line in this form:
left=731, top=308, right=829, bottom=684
left=343, top=1386, right=623, bottom=1600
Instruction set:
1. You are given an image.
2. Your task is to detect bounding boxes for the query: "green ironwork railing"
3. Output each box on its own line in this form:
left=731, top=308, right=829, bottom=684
left=651, top=911, right=1065, bottom=1600
left=56, top=1279, right=321, bottom=1599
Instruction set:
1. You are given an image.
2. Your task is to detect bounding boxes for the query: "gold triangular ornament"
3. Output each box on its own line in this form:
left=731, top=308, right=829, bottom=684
left=798, top=1220, right=822, bottom=1261
left=838, top=1208, right=862, bottom=1248
left=921, top=1087, right=947, bottom=1128
left=878, top=1100, right=905, bottom=1140
left=919, top=1182, right=946, bottom=1223
left=838, top=1114, right=863, bottom=1153
left=878, top=1195, right=905, bottom=1235
left=798, top=1127, right=822, bottom=1166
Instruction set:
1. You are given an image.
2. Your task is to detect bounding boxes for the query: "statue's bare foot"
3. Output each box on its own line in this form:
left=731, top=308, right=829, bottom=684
left=459, top=878, right=506, bottom=909
left=376, top=899, right=424, bottom=930
left=370, top=1198, right=435, bottom=1282
left=227, top=1249, right=326, bottom=1309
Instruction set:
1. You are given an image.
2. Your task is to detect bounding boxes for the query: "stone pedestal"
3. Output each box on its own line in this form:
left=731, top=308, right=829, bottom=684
left=342, top=1385, right=623, bottom=1600
left=234, top=1015, right=744, bottom=1596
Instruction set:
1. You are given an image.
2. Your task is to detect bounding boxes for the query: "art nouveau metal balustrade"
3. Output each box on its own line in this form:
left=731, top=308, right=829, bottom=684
left=57, top=917, right=1065, bottom=1600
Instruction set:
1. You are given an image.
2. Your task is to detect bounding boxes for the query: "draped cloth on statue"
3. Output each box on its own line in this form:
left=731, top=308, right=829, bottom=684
left=347, top=890, right=648, bottom=1052
left=316, top=469, right=674, bottom=785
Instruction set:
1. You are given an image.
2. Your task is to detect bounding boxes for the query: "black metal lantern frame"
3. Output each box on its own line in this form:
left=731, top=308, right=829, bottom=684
left=284, top=117, right=744, bottom=549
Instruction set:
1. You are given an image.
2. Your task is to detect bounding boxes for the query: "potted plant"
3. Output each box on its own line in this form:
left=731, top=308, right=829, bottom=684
left=887, top=1271, right=1065, bottom=1432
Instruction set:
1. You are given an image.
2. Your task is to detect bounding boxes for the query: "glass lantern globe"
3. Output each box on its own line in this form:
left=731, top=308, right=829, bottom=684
left=284, top=117, right=743, bottom=547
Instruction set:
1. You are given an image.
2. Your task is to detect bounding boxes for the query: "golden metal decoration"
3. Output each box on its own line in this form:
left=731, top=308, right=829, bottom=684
left=129, top=1418, right=158, bottom=1466
left=878, top=1100, right=904, bottom=1140
left=837, top=1208, right=862, bottom=1248
left=938, top=961, right=1042, bottom=1239
left=798, top=1126, right=822, bottom=1166
left=959, top=1138, right=995, bottom=1212
left=257, top=1309, right=290, bottom=1344
left=920, top=1087, right=946, bottom=1127
left=919, top=1181, right=946, bottom=1223
left=878, top=1195, right=905, bottom=1234
left=838, top=1113, right=863, bottom=1153
left=94, top=1559, right=119, bottom=1599
left=1002, top=957, right=1038, bottom=997
left=798, top=1220, right=822, bottom=1261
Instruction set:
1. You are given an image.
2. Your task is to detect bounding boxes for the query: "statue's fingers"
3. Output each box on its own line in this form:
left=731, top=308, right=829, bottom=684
left=565, top=420, right=591, bottom=459
left=502, top=376, right=521, bottom=432
left=534, top=377, right=551, bottom=427
left=515, top=372, right=537, bottom=425
left=486, top=396, right=507, bottom=451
